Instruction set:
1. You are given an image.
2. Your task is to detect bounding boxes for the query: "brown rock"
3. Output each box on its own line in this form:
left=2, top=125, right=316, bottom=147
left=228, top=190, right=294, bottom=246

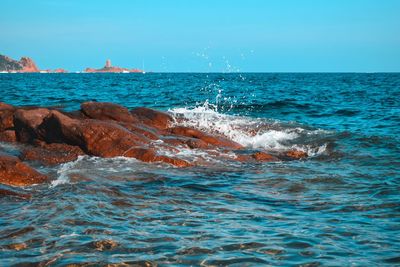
left=131, top=107, right=173, bottom=130
left=252, top=151, right=278, bottom=162
left=84, top=60, right=143, bottom=73
left=41, top=111, right=148, bottom=157
left=19, top=57, right=39, bottom=72
left=53, top=68, right=67, bottom=73
left=285, top=150, right=308, bottom=159
left=162, top=136, right=211, bottom=149
left=0, top=188, right=31, bottom=199
left=5, top=242, right=28, bottom=250
left=155, top=155, right=192, bottom=167
left=91, top=239, right=118, bottom=251
left=61, top=110, right=88, bottom=120
left=81, top=102, right=137, bottom=123
left=0, top=104, right=15, bottom=131
left=0, top=155, right=48, bottom=186
left=123, top=147, right=191, bottom=167
left=0, top=130, right=17, bottom=142
left=233, top=151, right=278, bottom=162
left=13, top=108, right=51, bottom=143
left=20, top=142, right=85, bottom=165
left=119, top=122, right=160, bottom=140
left=168, top=126, right=243, bottom=149
left=0, top=102, right=15, bottom=110
left=0, top=55, right=39, bottom=72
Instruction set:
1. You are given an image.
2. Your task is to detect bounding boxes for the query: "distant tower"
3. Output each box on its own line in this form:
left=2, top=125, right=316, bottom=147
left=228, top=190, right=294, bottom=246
left=105, top=59, right=111, bottom=68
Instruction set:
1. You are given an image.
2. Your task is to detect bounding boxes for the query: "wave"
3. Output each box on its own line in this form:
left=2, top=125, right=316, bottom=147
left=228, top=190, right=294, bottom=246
left=48, top=100, right=335, bottom=187
left=169, top=101, right=332, bottom=156
left=52, top=156, right=87, bottom=187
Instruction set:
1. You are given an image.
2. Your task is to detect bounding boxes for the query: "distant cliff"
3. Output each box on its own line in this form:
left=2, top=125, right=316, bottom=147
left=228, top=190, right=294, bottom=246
left=0, top=55, right=39, bottom=72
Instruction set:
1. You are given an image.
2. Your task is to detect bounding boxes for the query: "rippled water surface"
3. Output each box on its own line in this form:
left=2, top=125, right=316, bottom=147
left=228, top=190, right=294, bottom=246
left=1, top=73, right=399, bottom=266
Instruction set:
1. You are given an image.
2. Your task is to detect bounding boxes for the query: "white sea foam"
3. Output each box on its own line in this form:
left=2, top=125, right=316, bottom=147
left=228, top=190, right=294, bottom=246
left=51, top=156, right=86, bottom=187
left=169, top=101, right=329, bottom=156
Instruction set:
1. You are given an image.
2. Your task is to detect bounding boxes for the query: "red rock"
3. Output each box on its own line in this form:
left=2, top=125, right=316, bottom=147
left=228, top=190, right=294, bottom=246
left=0, top=103, right=15, bottom=131
left=123, top=147, right=191, bottom=167
left=0, top=55, right=39, bottom=72
left=131, top=107, right=173, bottom=130
left=20, top=142, right=85, bottom=165
left=168, top=126, right=243, bottom=149
left=0, top=188, right=31, bottom=199
left=81, top=102, right=138, bottom=123
left=61, top=110, right=88, bottom=120
left=84, top=59, right=143, bottom=73
left=0, top=110, right=15, bottom=131
left=156, top=155, right=192, bottom=167
left=53, top=68, right=67, bottom=73
left=120, top=122, right=160, bottom=140
left=13, top=108, right=51, bottom=143
left=0, top=102, right=14, bottom=110
left=0, top=155, right=48, bottom=186
left=0, top=130, right=17, bottom=142
left=285, top=150, right=308, bottom=159
left=233, top=151, right=278, bottom=162
left=41, top=110, right=148, bottom=157
left=19, top=57, right=39, bottom=72
left=162, top=136, right=211, bottom=149
left=252, top=151, right=278, bottom=162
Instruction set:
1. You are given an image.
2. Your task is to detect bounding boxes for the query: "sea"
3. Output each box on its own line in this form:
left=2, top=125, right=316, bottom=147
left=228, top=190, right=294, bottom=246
left=0, top=73, right=399, bottom=266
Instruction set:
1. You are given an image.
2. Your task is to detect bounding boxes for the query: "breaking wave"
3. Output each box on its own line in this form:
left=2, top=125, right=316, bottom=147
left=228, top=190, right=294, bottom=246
left=169, top=100, right=332, bottom=156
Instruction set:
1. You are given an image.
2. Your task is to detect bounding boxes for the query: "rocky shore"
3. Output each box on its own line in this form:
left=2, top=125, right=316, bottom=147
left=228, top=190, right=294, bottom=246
left=0, top=55, right=39, bottom=73
left=0, top=54, right=141, bottom=73
left=0, top=54, right=67, bottom=73
left=0, top=101, right=307, bottom=193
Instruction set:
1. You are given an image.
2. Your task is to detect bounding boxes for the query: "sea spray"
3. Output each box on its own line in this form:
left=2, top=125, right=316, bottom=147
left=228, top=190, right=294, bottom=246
left=169, top=101, right=330, bottom=156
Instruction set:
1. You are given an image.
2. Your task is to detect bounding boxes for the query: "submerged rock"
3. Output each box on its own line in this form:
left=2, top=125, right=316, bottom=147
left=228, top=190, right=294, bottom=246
left=252, top=151, right=279, bottom=162
left=91, top=239, right=118, bottom=251
left=0, top=188, right=31, bottom=199
left=20, top=142, right=85, bottom=165
left=168, top=126, right=243, bottom=149
left=235, top=151, right=279, bottom=162
left=284, top=150, right=308, bottom=160
left=0, top=155, right=48, bottom=186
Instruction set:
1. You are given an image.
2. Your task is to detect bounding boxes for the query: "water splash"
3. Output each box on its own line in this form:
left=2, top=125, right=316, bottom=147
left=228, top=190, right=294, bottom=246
left=169, top=101, right=330, bottom=156
left=51, top=156, right=86, bottom=187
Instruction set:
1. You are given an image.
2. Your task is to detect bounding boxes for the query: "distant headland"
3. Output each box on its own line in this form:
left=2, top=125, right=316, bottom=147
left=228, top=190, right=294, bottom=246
left=0, top=54, right=144, bottom=73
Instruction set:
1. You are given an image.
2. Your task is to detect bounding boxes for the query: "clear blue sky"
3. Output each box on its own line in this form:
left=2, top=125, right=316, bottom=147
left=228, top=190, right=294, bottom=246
left=1, top=0, right=399, bottom=72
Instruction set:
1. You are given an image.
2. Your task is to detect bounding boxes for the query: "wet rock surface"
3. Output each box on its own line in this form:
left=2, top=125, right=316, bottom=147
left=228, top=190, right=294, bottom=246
left=0, top=155, right=48, bottom=187
left=0, top=101, right=309, bottom=187
left=81, top=101, right=137, bottom=123
left=20, top=142, right=85, bottom=166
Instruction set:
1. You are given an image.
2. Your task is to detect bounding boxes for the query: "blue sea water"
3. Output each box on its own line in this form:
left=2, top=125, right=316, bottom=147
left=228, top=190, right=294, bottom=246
left=0, top=73, right=399, bottom=266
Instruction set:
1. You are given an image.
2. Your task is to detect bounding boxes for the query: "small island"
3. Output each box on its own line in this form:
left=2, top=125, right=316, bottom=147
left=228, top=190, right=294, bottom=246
left=0, top=54, right=143, bottom=73
left=85, top=59, right=143, bottom=73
